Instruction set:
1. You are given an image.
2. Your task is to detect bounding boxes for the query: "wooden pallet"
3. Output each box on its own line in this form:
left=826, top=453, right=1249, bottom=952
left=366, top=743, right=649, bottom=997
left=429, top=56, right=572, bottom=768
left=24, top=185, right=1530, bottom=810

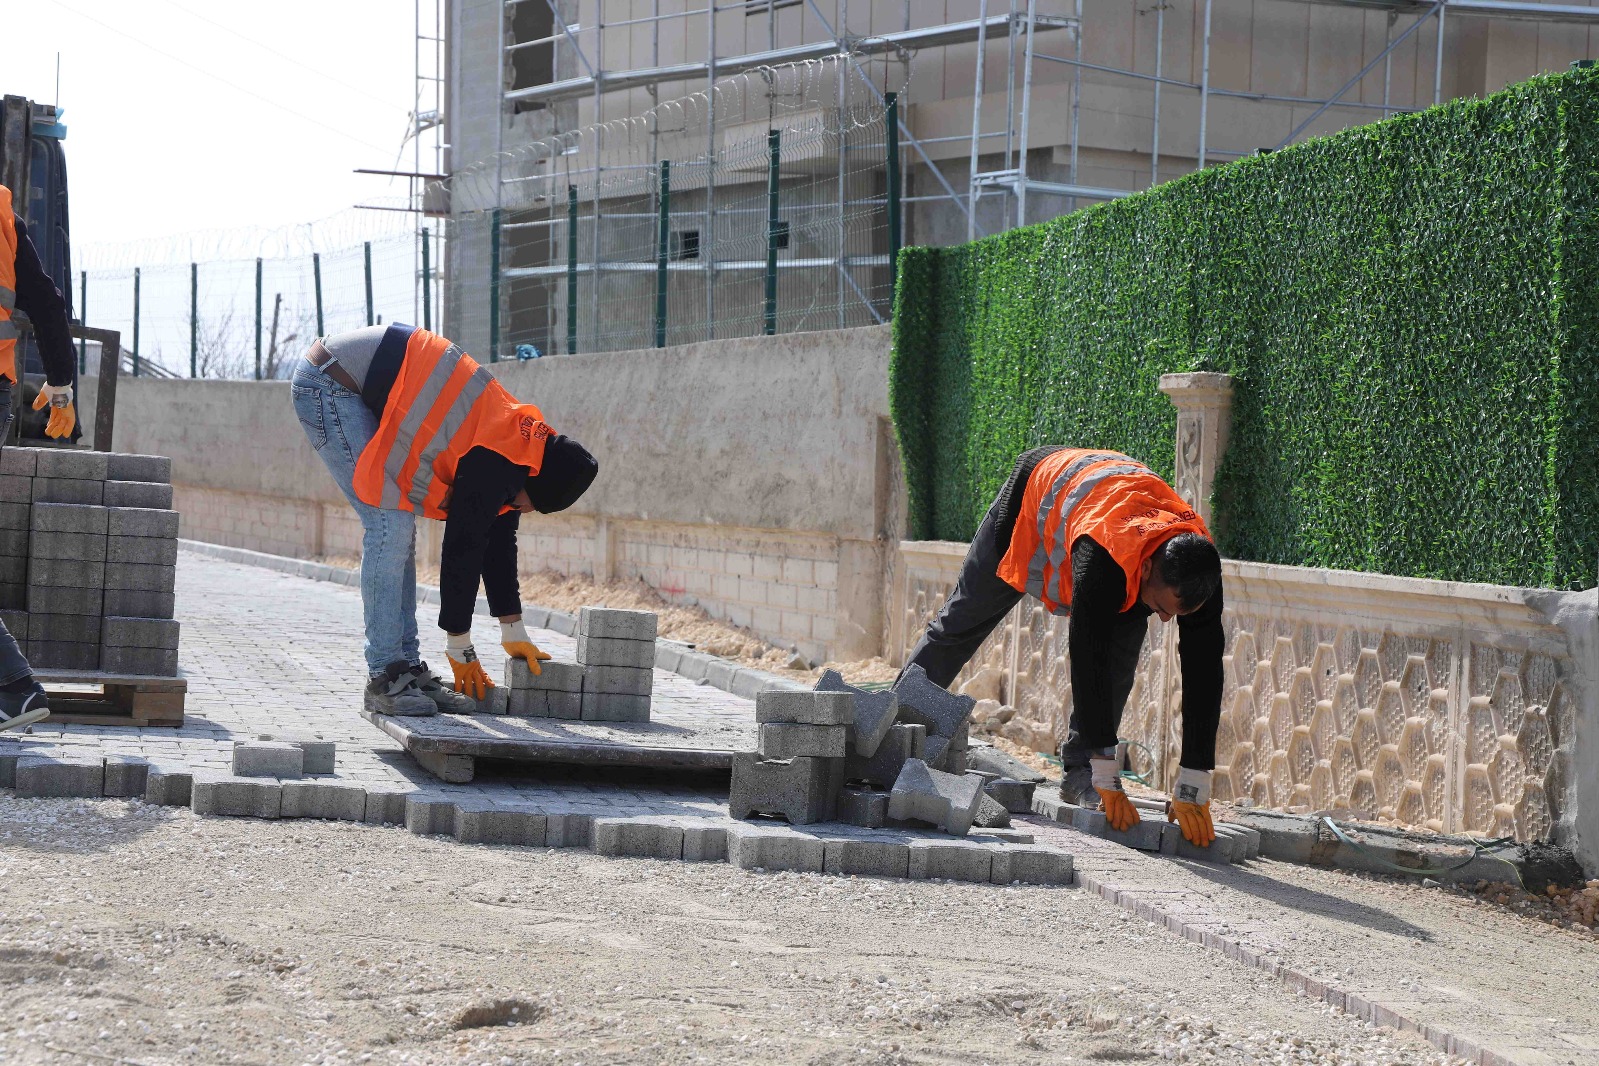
left=33, top=669, right=186, bottom=727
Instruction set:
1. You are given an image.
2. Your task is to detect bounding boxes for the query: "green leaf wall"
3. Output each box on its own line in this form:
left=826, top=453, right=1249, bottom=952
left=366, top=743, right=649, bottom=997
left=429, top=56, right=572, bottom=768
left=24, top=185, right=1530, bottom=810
left=890, top=69, right=1599, bottom=590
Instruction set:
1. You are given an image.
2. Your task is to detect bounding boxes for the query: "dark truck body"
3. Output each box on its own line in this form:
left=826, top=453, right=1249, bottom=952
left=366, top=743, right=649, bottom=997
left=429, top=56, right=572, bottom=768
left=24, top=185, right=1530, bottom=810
left=1, top=93, right=74, bottom=380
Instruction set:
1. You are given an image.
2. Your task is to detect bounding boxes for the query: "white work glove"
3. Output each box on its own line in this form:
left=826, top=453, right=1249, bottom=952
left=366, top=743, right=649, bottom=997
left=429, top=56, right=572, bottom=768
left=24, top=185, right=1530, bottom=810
left=1166, top=766, right=1216, bottom=846
left=32, top=383, right=75, bottom=439
left=1091, top=743, right=1139, bottom=832
left=500, top=619, right=551, bottom=674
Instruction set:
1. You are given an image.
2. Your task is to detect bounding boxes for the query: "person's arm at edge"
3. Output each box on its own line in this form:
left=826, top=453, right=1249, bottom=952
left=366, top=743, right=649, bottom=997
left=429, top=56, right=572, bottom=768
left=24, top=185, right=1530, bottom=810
left=1175, top=578, right=1225, bottom=771
left=11, top=214, right=76, bottom=387
left=1066, top=535, right=1135, bottom=752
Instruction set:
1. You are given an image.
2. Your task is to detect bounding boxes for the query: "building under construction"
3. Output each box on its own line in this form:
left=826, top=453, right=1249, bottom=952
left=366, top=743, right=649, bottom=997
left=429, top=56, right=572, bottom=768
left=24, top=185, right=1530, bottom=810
left=437, top=0, right=1599, bottom=359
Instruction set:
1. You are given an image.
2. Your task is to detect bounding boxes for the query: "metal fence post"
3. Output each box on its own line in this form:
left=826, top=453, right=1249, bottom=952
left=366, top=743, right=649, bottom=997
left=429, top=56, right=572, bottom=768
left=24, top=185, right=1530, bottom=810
left=77, top=271, right=86, bottom=373
left=765, top=128, right=781, bottom=336
left=655, top=160, right=671, bottom=349
left=489, top=208, right=502, bottom=363
left=567, top=185, right=579, bottom=355
left=313, top=252, right=325, bottom=337
left=364, top=242, right=374, bottom=327
left=189, top=262, right=197, bottom=378
left=254, top=257, right=263, bottom=381
left=420, top=228, right=432, bottom=332
left=131, top=267, right=141, bottom=378
left=886, top=91, right=902, bottom=305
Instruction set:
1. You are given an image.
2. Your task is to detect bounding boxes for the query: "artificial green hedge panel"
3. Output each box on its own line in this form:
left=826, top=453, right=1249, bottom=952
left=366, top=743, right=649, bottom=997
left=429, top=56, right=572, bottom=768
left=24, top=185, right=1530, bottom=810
left=890, top=68, right=1599, bottom=589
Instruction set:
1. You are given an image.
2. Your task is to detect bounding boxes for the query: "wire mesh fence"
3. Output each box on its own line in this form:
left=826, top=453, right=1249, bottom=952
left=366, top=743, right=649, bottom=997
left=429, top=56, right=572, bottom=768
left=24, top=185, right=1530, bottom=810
left=71, top=53, right=908, bottom=378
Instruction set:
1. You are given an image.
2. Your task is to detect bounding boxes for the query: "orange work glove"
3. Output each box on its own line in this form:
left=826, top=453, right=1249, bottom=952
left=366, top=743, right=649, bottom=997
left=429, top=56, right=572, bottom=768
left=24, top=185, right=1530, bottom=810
left=1166, top=767, right=1217, bottom=846
left=1091, top=755, right=1141, bottom=832
left=500, top=619, right=551, bottom=676
left=444, top=634, right=493, bottom=700
left=32, top=383, right=76, bottom=440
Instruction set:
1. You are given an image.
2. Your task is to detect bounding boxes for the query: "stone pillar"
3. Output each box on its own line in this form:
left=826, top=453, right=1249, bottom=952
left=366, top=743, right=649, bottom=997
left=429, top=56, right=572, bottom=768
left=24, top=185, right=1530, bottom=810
left=1157, top=372, right=1235, bottom=534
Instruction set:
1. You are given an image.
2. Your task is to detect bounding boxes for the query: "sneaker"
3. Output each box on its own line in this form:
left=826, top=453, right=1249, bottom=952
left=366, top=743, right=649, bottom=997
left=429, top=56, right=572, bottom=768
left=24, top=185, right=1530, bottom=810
left=407, top=661, right=478, bottom=715
left=0, top=683, right=50, bottom=733
left=1059, top=763, right=1100, bottom=809
left=363, top=662, right=437, bottom=717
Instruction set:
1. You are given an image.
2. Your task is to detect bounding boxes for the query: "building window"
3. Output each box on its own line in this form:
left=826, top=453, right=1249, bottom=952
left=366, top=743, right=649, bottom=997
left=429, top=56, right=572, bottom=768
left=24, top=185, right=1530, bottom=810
left=672, top=230, right=701, bottom=261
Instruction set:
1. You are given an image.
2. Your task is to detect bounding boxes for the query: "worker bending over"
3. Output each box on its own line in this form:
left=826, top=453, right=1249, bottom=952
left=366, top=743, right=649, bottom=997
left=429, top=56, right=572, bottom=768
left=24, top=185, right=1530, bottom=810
left=902, top=447, right=1223, bottom=846
left=0, top=184, right=79, bottom=731
left=291, top=323, right=596, bottom=716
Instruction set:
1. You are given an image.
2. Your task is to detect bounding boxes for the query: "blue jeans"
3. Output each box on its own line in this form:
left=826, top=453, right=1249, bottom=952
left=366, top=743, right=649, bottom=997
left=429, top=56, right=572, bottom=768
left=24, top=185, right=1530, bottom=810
left=290, top=358, right=420, bottom=676
left=0, top=382, right=34, bottom=686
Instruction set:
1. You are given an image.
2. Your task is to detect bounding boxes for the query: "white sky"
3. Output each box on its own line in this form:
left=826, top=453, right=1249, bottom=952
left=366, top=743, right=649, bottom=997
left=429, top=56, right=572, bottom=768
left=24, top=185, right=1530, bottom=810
left=13, top=0, right=425, bottom=256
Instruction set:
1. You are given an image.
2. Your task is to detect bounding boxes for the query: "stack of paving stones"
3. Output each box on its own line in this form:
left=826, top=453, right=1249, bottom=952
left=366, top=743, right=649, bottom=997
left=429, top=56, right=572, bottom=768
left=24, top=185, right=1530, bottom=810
left=0, top=448, right=179, bottom=675
left=500, top=607, right=657, bottom=722
left=728, top=689, right=854, bottom=824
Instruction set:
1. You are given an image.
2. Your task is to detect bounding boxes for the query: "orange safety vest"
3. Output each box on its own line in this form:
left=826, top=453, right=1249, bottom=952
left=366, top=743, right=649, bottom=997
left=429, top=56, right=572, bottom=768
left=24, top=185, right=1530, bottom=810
left=995, top=448, right=1211, bottom=615
left=351, top=327, right=554, bottom=519
left=0, top=186, right=18, bottom=382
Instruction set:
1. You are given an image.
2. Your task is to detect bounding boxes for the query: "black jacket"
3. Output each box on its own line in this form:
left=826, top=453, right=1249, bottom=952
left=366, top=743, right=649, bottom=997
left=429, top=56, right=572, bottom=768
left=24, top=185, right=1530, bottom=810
left=11, top=213, right=76, bottom=387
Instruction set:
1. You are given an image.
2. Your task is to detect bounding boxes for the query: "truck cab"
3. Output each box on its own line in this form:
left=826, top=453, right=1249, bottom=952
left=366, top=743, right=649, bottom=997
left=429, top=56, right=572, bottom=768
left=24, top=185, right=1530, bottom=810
left=3, top=96, right=74, bottom=379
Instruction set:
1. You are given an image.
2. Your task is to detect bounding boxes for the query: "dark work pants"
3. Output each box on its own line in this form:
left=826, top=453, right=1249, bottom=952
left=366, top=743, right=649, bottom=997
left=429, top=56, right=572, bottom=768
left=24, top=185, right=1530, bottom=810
left=899, top=448, right=1148, bottom=767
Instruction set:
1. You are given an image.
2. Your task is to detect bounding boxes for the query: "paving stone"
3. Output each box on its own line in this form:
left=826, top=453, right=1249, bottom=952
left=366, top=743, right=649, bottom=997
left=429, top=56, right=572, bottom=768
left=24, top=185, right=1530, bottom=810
left=362, top=785, right=411, bottom=825
left=101, top=646, right=178, bottom=676
left=29, top=556, right=105, bottom=589
left=107, top=507, right=180, bottom=539
left=0, top=450, right=36, bottom=477
left=102, top=755, right=150, bottom=798
left=822, top=833, right=909, bottom=878
left=887, top=758, right=983, bottom=836
left=30, top=531, right=107, bottom=562
left=544, top=811, right=594, bottom=848
left=0, top=528, right=27, bottom=556
left=837, top=786, right=889, bottom=828
left=907, top=839, right=994, bottom=882
left=102, top=588, right=174, bottom=618
left=280, top=780, right=367, bottom=821
left=103, top=480, right=174, bottom=509
left=291, top=740, right=336, bottom=775
left=725, top=821, right=825, bottom=873
left=575, top=634, right=656, bottom=669
left=984, top=777, right=1037, bottom=813
left=0, top=742, right=19, bottom=788
left=191, top=775, right=282, bottom=819
left=30, top=613, right=100, bottom=643
left=144, top=766, right=193, bottom=806
left=405, top=794, right=458, bottom=836
left=580, top=690, right=650, bottom=722
left=757, top=722, right=847, bottom=759
left=105, top=535, right=179, bottom=566
left=816, top=670, right=898, bottom=757
left=1158, top=820, right=1240, bottom=864
left=593, top=816, right=683, bottom=860
left=970, top=828, right=1035, bottom=845
left=231, top=741, right=304, bottom=779
left=991, top=844, right=1074, bottom=886
left=32, top=477, right=104, bottom=505
left=892, top=663, right=976, bottom=742
left=0, top=609, right=26, bottom=643
left=105, top=453, right=172, bottom=484
left=728, top=752, right=841, bottom=824
left=578, top=606, right=657, bottom=642
left=583, top=664, right=654, bottom=696
left=842, top=722, right=925, bottom=788
left=0, top=479, right=29, bottom=507
left=1070, top=806, right=1169, bottom=851
left=103, top=561, right=176, bottom=592
left=755, top=689, right=854, bottom=726
left=28, top=640, right=101, bottom=670
left=35, top=449, right=110, bottom=481
left=0, top=502, right=29, bottom=529
left=506, top=658, right=583, bottom=691
left=101, top=616, right=180, bottom=650
left=0, top=582, right=23, bottom=611
left=454, top=802, right=546, bottom=846
left=31, top=585, right=103, bottom=616
left=681, top=820, right=728, bottom=862
left=507, top=687, right=583, bottom=718
left=482, top=686, right=510, bottom=715
left=973, top=791, right=1011, bottom=828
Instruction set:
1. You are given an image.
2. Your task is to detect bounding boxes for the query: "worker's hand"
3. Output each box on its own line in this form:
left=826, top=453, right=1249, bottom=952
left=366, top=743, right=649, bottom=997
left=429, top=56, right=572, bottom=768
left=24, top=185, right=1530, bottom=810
left=444, top=634, right=493, bottom=700
left=500, top=619, right=551, bottom=676
left=1165, top=766, right=1216, bottom=846
left=1091, top=754, right=1141, bottom=832
left=31, top=383, right=76, bottom=440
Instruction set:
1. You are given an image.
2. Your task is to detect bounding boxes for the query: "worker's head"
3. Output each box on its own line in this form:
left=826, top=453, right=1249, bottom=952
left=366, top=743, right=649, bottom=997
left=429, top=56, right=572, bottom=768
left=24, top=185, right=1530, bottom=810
left=1138, top=531, right=1221, bottom=622
left=510, top=434, right=599, bottom=514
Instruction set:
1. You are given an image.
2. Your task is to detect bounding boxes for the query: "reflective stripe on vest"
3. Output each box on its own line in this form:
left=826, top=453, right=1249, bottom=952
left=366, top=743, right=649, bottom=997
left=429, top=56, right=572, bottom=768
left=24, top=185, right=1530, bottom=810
left=0, top=285, right=14, bottom=312
left=1026, top=451, right=1132, bottom=599
left=1028, top=456, right=1152, bottom=606
left=376, top=339, right=469, bottom=509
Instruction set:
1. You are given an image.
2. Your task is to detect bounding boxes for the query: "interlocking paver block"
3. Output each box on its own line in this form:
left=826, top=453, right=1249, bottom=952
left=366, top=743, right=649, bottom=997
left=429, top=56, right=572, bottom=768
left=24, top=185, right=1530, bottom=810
left=101, top=646, right=178, bottom=676
left=292, top=740, right=336, bottom=775
left=14, top=753, right=104, bottom=798
left=231, top=741, right=304, bottom=779
left=973, top=792, right=1011, bottom=829
left=842, top=722, right=925, bottom=788
left=593, top=816, right=683, bottom=860
left=755, top=690, right=854, bottom=726
left=0, top=742, right=19, bottom=788
left=30, top=531, right=107, bottom=563
left=28, top=639, right=100, bottom=670
left=30, top=585, right=103, bottom=616
left=29, top=556, right=105, bottom=589
left=280, top=780, right=367, bottom=821
left=101, top=616, right=180, bottom=650
left=544, top=811, right=594, bottom=848
left=681, top=821, right=729, bottom=862
left=907, top=839, right=994, bottom=882
left=729, top=752, right=840, bottom=824
left=31, top=478, right=103, bottom=506
left=1158, top=820, right=1240, bottom=864
left=0, top=502, right=30, bottom=529
left=103, top=588, right=174, bottom=618
left=103, top=481, right=174, bottom=509
left=506, top=659, right=583, bottom=691
left=0, top=477, right=31, bottom=505
left=887, top=759, right=983, bottom=836
left=578, top=606, right=657, bottom=642
left=103, top=561, right=176, bottom=592
left=757, top=723, right=847, bottom=759
left=405, top=794, right=458, bottom=836
left=454, top=803, right=546, bottom=846
left=103, top=755, right=150, bottom=798
left=508, top=687, right=582, bottom=718
left=35, top=449, right=110, bottom=481
left=575, top=634, right=656, bottom=669
left=1070, top=806, right=1169, bottom=852
left=144, top=767, right=193, bottom=806
left=816, top=670, right=898, bottom=757
left=0, top=610, right=26, bottom=643
left=362, top=785, right=412, bottom=825
left=891, top=663, right=976, bottom=742
left=985, top=777, right=1037, bottom=813
left=837, top=787, right=889, bottom=828
left=725, top=822, right=825, bottom=873
left=580, top=690, right=650, bottom=722
left=584, top=664, right=654, bottom=696
left=191, top=775, right=282, bottom=819
left=105, top=535, right=179, bottom=566
left=31, top=613, right=100, bottom=643
left=107, top=508, right=180, bottom=539
left=822, top=834, right=909, bottom=878
left=0, top=450, right=36, bottom=477
left=105, top=453, right=172, bottom=484
left=991, top=844, right=1074, bottom=885
left=0, top=527, right=28, bottom=555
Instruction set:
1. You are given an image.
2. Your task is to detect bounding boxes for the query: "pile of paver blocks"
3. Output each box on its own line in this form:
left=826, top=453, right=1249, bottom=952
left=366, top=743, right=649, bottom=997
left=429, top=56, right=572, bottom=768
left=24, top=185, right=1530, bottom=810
left=0, top=448, right=179, bottom=675
left=502, top=607, right=656, bottom=722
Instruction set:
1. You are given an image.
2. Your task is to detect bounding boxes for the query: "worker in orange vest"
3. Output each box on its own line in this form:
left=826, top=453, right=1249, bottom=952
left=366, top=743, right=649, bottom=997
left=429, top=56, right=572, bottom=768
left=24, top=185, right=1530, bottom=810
left=0, top=184, right=78, bottom=731
left=291, top=323, right=596, bottom=716
left=902, top=448, right=1224, bottom=846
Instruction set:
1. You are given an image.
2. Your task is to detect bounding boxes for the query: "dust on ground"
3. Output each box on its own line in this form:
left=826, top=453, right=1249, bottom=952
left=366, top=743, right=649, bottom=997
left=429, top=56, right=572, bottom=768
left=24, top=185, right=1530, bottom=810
left=0, top=793, right=1471, bottom=1066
